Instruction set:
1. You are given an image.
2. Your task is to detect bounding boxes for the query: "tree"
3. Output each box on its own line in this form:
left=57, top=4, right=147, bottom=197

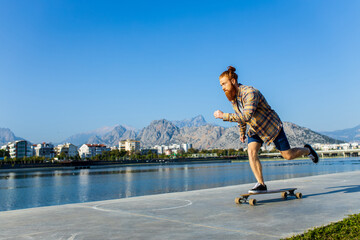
left=228, top=149, right=236, bottom=155
left=57, top=152, right=67, bottom=160
left=0, top=149, right=9, bottom=157
left=187, top=148, right=199, bottom=154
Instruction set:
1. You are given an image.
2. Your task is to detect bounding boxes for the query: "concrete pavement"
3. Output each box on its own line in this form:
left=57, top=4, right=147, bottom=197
left=1, top=171, right=360, bottom=240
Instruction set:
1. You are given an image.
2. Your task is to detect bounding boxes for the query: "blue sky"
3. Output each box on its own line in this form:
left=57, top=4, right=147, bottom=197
left=1, top=0, right=359, bottom=143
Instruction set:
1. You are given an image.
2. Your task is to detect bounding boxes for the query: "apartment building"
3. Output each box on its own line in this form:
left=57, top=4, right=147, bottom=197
left=153, top=143, right=192, bottom=154
left=79, top=144, right=110, bottom=159
left=181, top=143, right=192, bottom=152
left=119, top=139, right=140, bottom=152
left=34, top=142, right=55, bottom=159
left=54, top=143, right=78, bottom=157
left=9, top=140, right=33, bottom=159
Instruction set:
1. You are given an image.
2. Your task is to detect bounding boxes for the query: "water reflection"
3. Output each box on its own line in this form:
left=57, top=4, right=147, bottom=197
left=79, top=169, right=90, bottom=202
left=125, top=167, right=132, bottom=198
left=0, top=157, right=360, bottom=211
left=4, top=173, right=15, bottom=210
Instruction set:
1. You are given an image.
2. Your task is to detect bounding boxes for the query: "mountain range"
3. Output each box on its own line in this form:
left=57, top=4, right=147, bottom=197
left=59, top=115, right=344, bottom=149
left=320, top=125, right=360, bottom=143
left=135, top=120, right=342, bottom=149
left=0, top=115, right=351, bottom=149
left=0, top=128, right=24, bottom=146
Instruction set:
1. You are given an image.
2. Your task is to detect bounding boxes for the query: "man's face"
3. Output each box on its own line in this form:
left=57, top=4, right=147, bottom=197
left=219, top=76, right=236, bottom=102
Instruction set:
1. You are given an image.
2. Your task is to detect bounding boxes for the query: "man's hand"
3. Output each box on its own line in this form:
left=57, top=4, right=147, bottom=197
left=213, top=110, right=224, bottom=119
left=240, top=134, right=246, bottom=143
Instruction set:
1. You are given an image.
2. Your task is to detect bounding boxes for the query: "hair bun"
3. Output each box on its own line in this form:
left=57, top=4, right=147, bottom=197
left=227, top=66, right=236, bottom=72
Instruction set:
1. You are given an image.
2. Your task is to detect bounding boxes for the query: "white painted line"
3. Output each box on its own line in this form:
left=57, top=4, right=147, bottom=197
left=151, top=199, right=193, bottom=211
left=90, top=200, right=278, bottom=238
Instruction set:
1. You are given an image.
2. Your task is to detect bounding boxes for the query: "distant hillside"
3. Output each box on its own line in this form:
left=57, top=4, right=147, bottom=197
left=184, top=121, right=342, bottom=149
left=137, top=119, right=180, bottom=148
left=61, top=116, right=343, bottom=149
left=63, top=125, right=137, bottom=146
left=321, top=125, right=360, bottom=143
left=97, top=125, right=137, bottom=147
left=172, top=124, right=226, bottom=149
left=2, top=115, right=344, bottom=149
left=282, top=122, right=344, bottom=146
left=171, top=115, right=209, bottom=128
left=0, top=128, right=24, bottom=146
left=63, top=125, right=117, bottom=146
left=135, top=119, right=342, bottom=149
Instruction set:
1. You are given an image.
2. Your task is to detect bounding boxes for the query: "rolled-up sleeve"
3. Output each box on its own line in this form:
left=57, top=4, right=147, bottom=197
left=222, top=113, right=240, bottom=122
left=222, top=90, right=259, bottom=124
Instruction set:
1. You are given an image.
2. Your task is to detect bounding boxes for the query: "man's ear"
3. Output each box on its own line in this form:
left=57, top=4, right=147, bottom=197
left=230, top=78, right=237, bottom=85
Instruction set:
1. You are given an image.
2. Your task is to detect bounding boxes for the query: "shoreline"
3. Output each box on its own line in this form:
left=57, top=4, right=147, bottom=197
left=0, top=158, right=234, bottom=173
left=0, top=155, right=358, bottom=173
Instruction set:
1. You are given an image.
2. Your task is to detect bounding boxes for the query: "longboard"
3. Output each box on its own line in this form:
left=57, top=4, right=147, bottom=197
left=235, top=188, right=302, bottom=206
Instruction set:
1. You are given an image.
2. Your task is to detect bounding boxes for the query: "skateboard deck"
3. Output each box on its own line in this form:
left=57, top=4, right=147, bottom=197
left=235, top=188, right=302, bottom=206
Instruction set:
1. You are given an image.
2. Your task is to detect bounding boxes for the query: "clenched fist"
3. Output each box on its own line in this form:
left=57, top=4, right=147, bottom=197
left=213, top=110, right=224, bottom=119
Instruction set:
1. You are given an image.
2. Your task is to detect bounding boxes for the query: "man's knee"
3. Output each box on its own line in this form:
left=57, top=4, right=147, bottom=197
left=248, top=148, right=259, bottom=159
left=248, top=142, right=262, bottom=160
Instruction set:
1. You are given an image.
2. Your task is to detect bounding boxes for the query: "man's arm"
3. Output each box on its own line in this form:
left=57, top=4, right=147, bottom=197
left=222, top=89, right=259, bottom=124
left=214, top=111, right=243, bottom=122
left=214, top=111, right=247, bottom=143
left=222, top=112, right=240, bottom=122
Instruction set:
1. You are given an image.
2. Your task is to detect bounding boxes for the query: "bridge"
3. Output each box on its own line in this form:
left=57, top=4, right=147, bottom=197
left=260, top=149, right=360, bottom=158
left=317, top=149, right=360, bottom=158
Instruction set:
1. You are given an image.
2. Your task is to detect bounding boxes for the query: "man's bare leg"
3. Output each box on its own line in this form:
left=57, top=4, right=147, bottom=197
left=280, top=148, right=310, bottom=160
left=248, top=142, right=264, bottom=185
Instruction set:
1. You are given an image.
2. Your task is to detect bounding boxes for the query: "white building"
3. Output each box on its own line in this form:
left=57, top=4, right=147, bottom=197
left=261, top=143, right=275, bottom=152
left=54, top=143, right=78, bottom=157
left=153, top=143, right=192, bottom=154
left=79, top=144, right=110, bottom=159
left=181, top=143, right=192, bottom=152
left=1, top=144, right=9, bottom=151
left=313, top=143, right=323, bottom=150
left=110, top=146, right=118, bottom=151
left=351, top=142, right=359, bottom=148
left=119, top=139, right=140, bottom=152
left=169, top=144, right=181, bottom=150
left=339, top=143, right=351, bottom=150
left=153, top=145, right=167, bottom=154
left=9, top=140, right=33, bottom=159
left=34, top=143, right=55, bottom=159
left=310, top=143, right=358, bottom=151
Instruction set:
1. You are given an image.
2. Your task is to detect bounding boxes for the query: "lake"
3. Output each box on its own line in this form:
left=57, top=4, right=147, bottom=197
left=1, top=157, right=360, bottom=211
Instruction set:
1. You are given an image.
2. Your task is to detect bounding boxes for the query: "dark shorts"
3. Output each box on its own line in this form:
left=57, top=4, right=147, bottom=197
left=247, top=127, right=291, bottom=151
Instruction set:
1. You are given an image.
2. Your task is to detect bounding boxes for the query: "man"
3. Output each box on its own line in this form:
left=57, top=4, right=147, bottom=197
left=214, top=66, right=319, bottom=193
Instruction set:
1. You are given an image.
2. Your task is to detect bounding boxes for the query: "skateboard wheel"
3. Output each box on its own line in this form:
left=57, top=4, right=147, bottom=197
left=281, top=192, right=288, bottom=199
left=249, top=199, right=256, bottom=206
left=235, top=197, right=242, bottom=204
left=296, top=192, right=303, bottom=199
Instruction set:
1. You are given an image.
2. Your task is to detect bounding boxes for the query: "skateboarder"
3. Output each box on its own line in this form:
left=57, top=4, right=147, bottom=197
left=214, top=66, right=319, bottom=193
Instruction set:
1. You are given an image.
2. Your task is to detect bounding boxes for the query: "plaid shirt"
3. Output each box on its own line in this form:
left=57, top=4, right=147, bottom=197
left=222, top=84, right=282, bottom=144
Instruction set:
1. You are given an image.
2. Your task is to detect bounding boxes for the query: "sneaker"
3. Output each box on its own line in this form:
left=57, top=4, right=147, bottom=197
left=304, top=144, right=319, bottom=164
left=248, top=182, right=267, bottom=193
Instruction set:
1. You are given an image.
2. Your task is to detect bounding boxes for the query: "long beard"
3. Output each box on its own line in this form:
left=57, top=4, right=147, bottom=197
left=224, top=87, right=237, bottom=102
